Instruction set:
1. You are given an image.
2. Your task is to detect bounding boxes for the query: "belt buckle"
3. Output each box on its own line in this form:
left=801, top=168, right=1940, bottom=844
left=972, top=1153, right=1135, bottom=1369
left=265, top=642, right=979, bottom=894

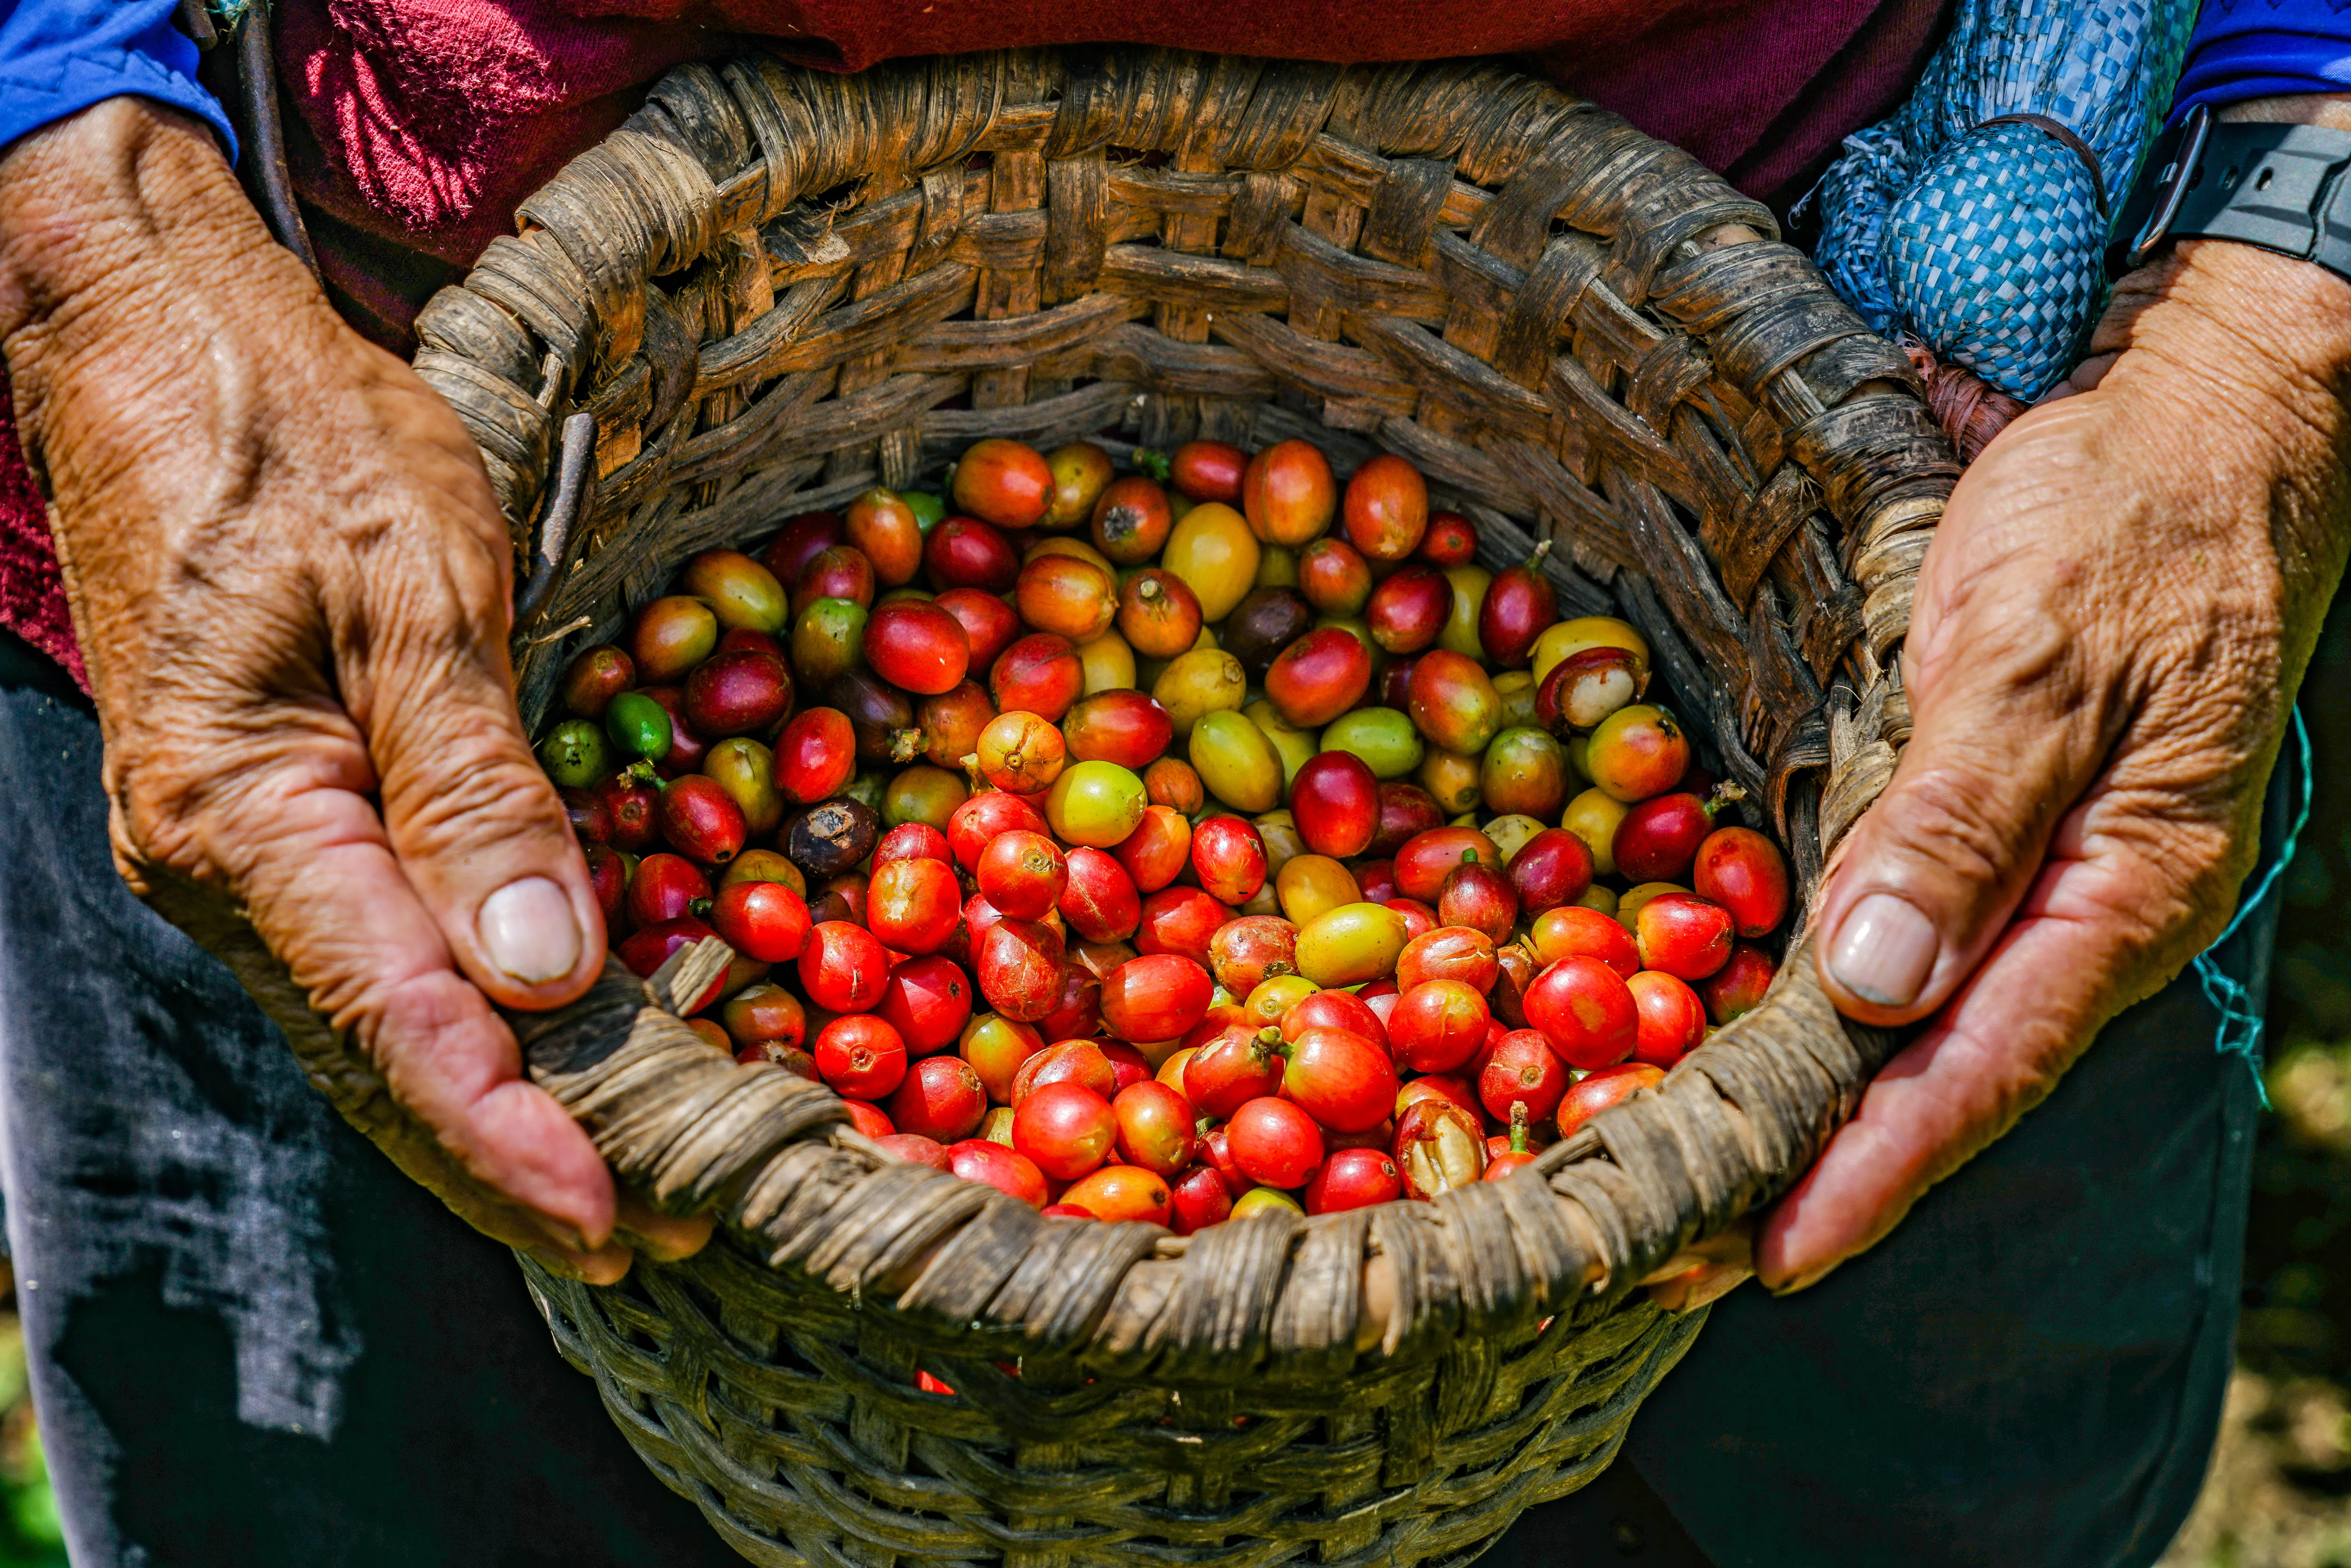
left=2125, top=102, right=2213, bottom=273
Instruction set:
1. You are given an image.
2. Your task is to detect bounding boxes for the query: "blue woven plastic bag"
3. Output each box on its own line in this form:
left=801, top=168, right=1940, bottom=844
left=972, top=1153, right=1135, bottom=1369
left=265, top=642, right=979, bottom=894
left=1811, top=0, right=2194, bottom=399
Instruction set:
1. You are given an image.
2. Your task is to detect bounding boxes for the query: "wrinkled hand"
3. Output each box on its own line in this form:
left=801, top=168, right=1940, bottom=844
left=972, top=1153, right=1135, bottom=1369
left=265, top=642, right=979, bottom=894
left=0, top=100, right=705, bottom=1283
left=1758, top=229, right=2351, bottom=1292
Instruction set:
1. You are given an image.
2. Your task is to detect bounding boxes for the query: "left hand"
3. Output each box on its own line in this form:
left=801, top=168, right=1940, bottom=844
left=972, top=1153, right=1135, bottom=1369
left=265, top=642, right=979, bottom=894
left=1755, top=223, right=2351, bottom=1292
left=0, top=101, right=709, bottom=1284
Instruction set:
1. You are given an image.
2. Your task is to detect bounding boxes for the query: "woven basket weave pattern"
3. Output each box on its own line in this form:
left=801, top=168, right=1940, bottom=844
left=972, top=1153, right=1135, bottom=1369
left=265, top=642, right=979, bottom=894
left=411, top=48, right=1953, bottom=1565
left=524, top=1244, right=1704, bottom=1565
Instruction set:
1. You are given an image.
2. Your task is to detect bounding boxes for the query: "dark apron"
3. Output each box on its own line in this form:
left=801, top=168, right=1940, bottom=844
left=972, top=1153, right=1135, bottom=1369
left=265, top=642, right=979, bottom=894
left=1493, top=764, right=2286, bottom=1568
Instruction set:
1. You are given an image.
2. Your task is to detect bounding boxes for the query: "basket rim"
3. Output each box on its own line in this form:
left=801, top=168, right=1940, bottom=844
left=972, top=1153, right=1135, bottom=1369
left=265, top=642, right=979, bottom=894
left=433, top=42, right=1939, bottom=1389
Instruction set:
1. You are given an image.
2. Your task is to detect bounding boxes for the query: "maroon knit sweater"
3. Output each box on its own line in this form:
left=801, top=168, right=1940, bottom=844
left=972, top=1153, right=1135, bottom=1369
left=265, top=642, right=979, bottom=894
left=0, top=0, right=1945, bottom=687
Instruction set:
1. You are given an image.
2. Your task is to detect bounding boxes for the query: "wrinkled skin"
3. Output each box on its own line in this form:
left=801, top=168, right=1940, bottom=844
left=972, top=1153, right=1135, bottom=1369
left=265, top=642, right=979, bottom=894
left=1646, top=97, right=2351, bottom=1312
left=1756, top=99, right=2351, bottom=1299
left=0, top=102, right=707, bottom=1283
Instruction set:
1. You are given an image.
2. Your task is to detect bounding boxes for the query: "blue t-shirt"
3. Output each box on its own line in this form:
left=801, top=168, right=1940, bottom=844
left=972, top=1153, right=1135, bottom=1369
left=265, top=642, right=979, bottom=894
left=2177, top=0, right=2351, bottom=118
left=0, top=0, right=234, bottom=158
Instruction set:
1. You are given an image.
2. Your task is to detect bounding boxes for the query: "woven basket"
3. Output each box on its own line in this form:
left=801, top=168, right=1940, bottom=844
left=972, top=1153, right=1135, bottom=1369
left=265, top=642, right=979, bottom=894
left=410, top=46, right=1953, bottom=1566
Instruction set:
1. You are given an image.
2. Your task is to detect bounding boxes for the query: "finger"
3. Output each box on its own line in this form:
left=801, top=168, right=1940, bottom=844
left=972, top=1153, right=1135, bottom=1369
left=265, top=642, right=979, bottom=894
left=204, top=741, right=620, bottom=1252
left=329, top=392, right=604, bottom=1011
left=527, top=1242, right=636, bottom=1286
left=1644, top=1261, right=1751, bottom=1314
left=164, top=877, right=627, bottom=1268
left=370, top=1110, right=628, bottom=1280
left=1640, top=1217, right=1754, bottom=1312
left=312, top=1078, right=627, bottom=1283
left=1762, top=829, right=2200, bottom=1291
left=1636, top=1215, right=1755, bottom=1283
left=1812, top=687, right=2106, bottom=1026
left=615, top=1188, right=714, bottom=1264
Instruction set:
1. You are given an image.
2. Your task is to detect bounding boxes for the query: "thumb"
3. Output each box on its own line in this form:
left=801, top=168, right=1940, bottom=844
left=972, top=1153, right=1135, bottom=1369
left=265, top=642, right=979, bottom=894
left=1814, top=613, right=2109, bottom=1026
left=343, top=506, right=606, bottom=1011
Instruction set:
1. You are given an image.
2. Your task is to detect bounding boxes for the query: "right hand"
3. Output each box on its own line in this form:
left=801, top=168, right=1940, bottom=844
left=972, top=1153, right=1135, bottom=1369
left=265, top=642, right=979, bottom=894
left=1764, top=225, right=2351, bottom=1292
left=0, top=99, right=707, bottom=1282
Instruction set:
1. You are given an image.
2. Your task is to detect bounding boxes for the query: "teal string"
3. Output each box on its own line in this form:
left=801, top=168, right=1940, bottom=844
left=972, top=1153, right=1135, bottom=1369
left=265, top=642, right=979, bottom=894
left=2192, top=706, right=2313, bottom=1110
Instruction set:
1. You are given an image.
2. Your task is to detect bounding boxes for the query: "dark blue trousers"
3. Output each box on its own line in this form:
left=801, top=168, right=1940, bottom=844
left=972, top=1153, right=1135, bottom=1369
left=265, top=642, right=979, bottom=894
left=0, top=634, right=2271, bottom=1567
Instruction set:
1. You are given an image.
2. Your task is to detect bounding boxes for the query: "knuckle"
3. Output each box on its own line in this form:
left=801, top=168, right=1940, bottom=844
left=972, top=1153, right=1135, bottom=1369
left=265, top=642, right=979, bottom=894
left=360, top=566, right=505, bottom=674
left=2116, top=884, right=2208, bottom=964
left=1974, top=1057, right=2063, bottom=1148
left=343, top=593, right=517, bottom=747
left=383, top=735, right=561, bottom=858
left=104, top=738, right=236, bottom=887
left=1876, top=763, right=2023, bottom=888
left=110, top=785, right=198, bottom=879
left=336, top=964, right=500, bottom=1088
left=105, top=728, right=334, bottom=880
left=2077, top=814, right=2248, bottom=971
left=351, top=475, right=509, bottom=597
left=2172, top=833, right=2252, bottom=954
left=297, top=371, right=507, bottom=562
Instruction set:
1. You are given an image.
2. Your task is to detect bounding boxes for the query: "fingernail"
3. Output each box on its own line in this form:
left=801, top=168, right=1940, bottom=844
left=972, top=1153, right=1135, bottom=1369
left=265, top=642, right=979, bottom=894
left=1769, top=1261, right=1840, bottom=1296
left=1829, top=892, right=1939, bottom=1008
left=532, top=1214, right=592, bottom=1254
left=479, top=877, right=582, bottom=984
left=523, top=1245, right=587, bottom=1283
left=613, top=1224, right=681, bottom=1264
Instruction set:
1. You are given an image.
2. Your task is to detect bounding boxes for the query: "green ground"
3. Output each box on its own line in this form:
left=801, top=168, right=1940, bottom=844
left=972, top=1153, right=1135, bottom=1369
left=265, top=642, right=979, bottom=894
left=2157, top=1036, right=2351, bottom=1567
left=0, top=1299, right=65, bottom=1567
